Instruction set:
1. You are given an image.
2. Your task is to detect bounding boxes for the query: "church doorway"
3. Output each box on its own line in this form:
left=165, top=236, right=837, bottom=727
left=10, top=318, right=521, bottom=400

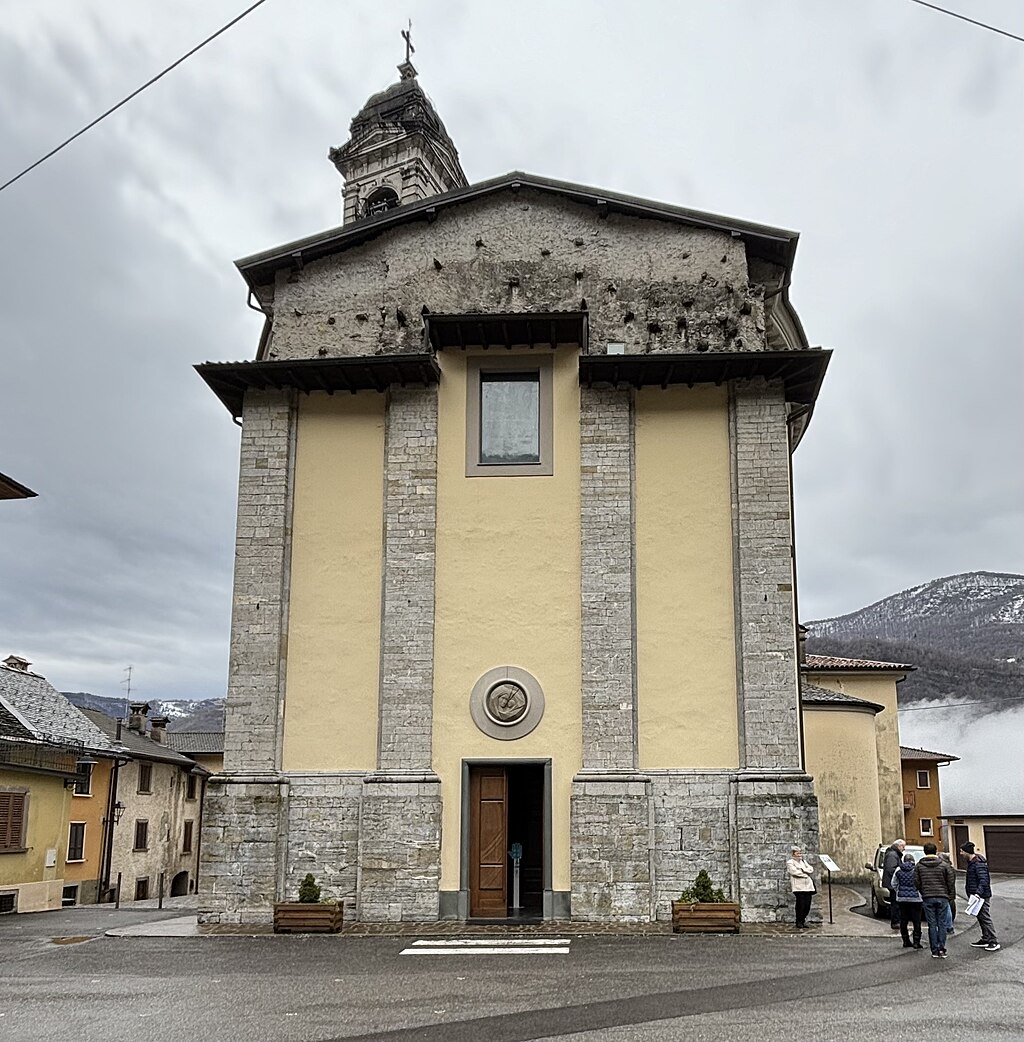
left=465, top=761, right=548, bottom=920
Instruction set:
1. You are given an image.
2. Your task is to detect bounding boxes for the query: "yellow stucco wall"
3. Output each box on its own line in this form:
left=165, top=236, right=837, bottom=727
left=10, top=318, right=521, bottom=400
left=803, top=707, right=882, bottom=880
left=0, top=770, right=69, bottom=912
left=282, top=393, right=385, bottom=771
left=635, top=386, right=738, bottom=768
left=433, top=349, right=582, bottom=893
left=806, top=671, right=905, bottom=843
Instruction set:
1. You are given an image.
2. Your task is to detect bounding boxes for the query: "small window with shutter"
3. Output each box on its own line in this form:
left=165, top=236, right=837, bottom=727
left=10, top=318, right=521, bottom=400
left=0, top=791, right=28, bottom=852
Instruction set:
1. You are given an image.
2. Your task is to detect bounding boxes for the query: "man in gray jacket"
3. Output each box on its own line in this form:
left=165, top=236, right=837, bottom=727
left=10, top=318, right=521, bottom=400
left=915, top=842, right=957, bottom=958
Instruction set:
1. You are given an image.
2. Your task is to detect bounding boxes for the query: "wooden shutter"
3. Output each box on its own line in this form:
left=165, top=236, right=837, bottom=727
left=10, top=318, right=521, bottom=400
left=0, top=791, right=27, bottom=851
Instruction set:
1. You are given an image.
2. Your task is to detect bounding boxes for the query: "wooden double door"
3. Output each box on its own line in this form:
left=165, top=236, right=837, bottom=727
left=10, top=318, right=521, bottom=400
left=468, top=764, right=544, bottom=919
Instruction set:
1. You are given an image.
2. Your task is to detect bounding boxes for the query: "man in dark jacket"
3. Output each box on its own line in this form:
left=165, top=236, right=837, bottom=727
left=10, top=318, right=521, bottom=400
left=914, top=842, right=956, bottom=957
left=961, top=841, right=1000, bottom=951
left=882, top=839, right=906, bottom=929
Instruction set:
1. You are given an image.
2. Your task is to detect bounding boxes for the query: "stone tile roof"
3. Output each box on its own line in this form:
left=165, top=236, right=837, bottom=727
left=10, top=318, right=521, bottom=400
left=800, top=683, right=883, bottom=713
left=165, top=731, right=224, bottom=755
left=804, top=654, right=915, bottom=672
left=0, top=700, right=36, bottom=741
left=900, top=745, right=959, bottom=763
left=82, top=709, right=205, bottom=770
left=0, top=662, right=121, bottom=753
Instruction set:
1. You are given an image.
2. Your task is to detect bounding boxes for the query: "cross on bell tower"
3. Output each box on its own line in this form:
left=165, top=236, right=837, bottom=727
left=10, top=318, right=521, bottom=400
left=328, top=32, right=468, bottom=224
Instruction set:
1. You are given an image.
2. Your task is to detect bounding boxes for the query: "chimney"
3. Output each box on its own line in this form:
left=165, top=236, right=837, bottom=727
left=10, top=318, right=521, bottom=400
left=150, top=716, right=169, bottom=744
left=796, top=624, right=808, bottom=667
left=128, top=702, right=149, bottom=733
left=3, top=654, right=31, bottom=672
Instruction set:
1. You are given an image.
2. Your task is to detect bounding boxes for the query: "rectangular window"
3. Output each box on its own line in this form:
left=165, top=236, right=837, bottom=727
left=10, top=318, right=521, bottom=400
left=135, top=877, right=149, bottom=901
left=0, top=893, right=16, bottom=914
left=183, top=820, right=194, bottom=854
left=0, top=791, right=28, bottom=852
left=73, top=762, right=93, bottom=796
left=920, top=818, right=934, bottom=836
left=62, top=885, right=79, bottom=907
left=133, top=819, right=149, bottom=851
left=67, top=822, right=86, bottom=862
left=916, top=770, right=930, bottom=789
left=466, top=356, right=554, bottom=477
left=138, top=762, right=152, bottom=794
left=186, top=774, right=198, bottom=801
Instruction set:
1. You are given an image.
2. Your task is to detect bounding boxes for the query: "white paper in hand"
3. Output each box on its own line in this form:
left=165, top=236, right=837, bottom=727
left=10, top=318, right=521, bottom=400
left=965, top=893, right=985, bottom=917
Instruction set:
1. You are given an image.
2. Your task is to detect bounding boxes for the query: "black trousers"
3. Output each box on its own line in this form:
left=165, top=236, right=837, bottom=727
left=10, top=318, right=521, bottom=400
left=899, top=901, right=923, bottom=945
left=794, top=890, right=813, bottom=925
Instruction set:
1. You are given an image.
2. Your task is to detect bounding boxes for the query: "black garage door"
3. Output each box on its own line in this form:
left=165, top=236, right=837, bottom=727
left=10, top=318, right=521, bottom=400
left=983, top=826, right=1024, bottom=873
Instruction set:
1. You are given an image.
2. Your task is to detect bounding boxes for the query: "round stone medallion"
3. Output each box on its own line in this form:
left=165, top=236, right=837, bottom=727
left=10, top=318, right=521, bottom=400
left=470, top=667, right=545, bottom=741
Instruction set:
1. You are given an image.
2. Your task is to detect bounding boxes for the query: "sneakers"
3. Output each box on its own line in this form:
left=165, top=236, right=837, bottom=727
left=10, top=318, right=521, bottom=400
left=931, top=952, right=941, bottom=958
left=986, top=943, right=1001, bottom=952
left=939, top=949, right=948, bottom=958
left=970, top=938, right=990, bottom=947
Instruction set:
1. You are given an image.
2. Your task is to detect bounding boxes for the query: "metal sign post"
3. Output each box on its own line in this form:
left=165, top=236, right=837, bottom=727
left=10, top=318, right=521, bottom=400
left=509, top=842, right=523, bottom=917
left=818, top=854, right=840, bottom=924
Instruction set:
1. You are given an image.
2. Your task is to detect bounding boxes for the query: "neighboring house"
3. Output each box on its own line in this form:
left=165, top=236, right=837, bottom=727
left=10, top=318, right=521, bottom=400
left=84, top=704, right=208, bottom=902
left=801, top=653, right=914, bottom=882
left=901, top=745, right=958, bottom=851
left=165, top=732, right=224, bottom=776
left=197, top=59, right=832, bottom=927
left=940, top=813, right=1024, bottom=873
left=0, top=655, right=122, bottom=913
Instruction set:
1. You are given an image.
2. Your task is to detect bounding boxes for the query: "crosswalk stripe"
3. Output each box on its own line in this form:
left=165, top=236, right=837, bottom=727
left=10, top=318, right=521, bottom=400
left=400, top=937, right=572, bottom=956
left=400, top=946, right=570, bottom=955
left=409, top=938, right=569, bottom=947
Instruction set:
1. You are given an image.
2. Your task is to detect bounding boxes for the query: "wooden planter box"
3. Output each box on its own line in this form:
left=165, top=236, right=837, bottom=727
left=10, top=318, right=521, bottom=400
left=273, top=901, right=344, bottom=934
left=671, top=900, right=741, bottom=933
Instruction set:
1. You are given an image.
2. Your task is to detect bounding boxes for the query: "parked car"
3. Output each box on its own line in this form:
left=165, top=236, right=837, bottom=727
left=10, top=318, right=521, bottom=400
left=865, top=844, right=927, bottom=917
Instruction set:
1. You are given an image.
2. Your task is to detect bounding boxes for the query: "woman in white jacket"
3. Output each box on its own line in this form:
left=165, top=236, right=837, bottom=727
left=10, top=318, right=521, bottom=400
left=786, top=846, right=816, bottom=929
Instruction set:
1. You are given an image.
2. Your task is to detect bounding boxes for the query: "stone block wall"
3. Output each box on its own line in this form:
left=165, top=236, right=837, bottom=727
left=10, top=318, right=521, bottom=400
left=570, top=775, right=652, bottom=920
left=199, top=778, right=284, bottom=925
left=283, top=773, right=364, bottom=917
left=357, top=775, right=442, bottom=921
left=735, top=772, right=820, bottom=923
left=223, top=390, right=294, bottom=774
left=649, top=771, right=735, bottom=920
left=378, top=388, right=437, bottom=772
left=580, top=387, right=635, bottom=771
left=731, top=380, right=802, bottom=771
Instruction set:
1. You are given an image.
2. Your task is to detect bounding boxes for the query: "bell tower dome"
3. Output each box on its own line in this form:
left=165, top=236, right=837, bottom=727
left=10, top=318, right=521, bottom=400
left=329, top=42, right=468, bottom=224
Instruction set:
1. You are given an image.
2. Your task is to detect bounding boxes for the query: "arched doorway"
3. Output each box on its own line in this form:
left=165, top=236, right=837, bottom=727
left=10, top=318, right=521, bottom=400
left=170, top=871, right=189, bottom=897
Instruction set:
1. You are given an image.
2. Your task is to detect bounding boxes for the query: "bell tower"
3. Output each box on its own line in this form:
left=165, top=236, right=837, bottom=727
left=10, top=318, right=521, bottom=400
left=329, top=30, right=468, bottom=224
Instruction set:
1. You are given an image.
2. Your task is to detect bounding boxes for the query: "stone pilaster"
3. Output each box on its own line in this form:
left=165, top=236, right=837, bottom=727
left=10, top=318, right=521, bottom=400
left=357, top=387, right=442, bottom=920
left=730, top=380, right=802, bottom=770
left=223, top=390, right=295, bottom=774
left=578, top=387, right=637, bottom=769
left=572, top=387, right=652, bottom=920
left=377, top=387, right=438, bottom=772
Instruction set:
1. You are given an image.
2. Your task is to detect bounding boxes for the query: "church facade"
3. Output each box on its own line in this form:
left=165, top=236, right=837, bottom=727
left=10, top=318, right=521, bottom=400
left=197, top=60, right=830, bottom=925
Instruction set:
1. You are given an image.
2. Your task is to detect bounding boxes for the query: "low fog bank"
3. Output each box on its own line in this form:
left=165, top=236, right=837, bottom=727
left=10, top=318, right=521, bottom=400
left=900, top=702, right=1024, bottom=816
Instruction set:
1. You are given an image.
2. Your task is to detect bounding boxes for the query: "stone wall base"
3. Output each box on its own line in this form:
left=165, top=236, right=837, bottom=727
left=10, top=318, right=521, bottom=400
left=198, top=774, right=284, bottom=926
left=357, top=772, right=442, bottom=922
left=570, top=772, right=653, bottom=921
left=735, top=771, right=820, bottom=923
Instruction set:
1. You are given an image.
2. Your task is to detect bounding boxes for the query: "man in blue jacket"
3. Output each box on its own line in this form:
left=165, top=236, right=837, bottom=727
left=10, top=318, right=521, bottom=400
left=961, top=841, right=1000, bottom=952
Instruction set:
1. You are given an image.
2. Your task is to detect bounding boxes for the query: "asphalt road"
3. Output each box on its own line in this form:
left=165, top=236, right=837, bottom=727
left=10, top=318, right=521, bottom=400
left=2, top=884, right=1022, bottom=1042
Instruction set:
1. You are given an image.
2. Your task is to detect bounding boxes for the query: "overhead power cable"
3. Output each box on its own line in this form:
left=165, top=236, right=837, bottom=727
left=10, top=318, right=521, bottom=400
left=0, top=0, right=272, bottom=195
left=898, top=694, right=1024, bottom=712
left=907, top=0, right=1024, bottom=44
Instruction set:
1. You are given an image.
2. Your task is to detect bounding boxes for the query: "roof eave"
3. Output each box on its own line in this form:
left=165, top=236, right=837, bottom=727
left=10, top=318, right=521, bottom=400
left=234, top=171, right=800, bottom=290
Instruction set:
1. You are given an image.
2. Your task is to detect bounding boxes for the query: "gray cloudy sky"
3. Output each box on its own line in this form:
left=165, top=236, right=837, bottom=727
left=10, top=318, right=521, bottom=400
left=1, top=0, right=1022, bottom=704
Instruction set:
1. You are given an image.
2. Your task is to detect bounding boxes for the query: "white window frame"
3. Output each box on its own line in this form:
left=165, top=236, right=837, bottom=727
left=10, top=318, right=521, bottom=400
left=66, top=821, right=86, bottom=862
left=920, top=817, right=934, bottom=837
left=916, top=769, right=931, bottom=789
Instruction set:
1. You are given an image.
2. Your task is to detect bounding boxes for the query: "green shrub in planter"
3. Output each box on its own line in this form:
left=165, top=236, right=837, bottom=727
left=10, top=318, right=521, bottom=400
left=297, top=873, right=321, bottom=903
left=678, top=869, right=727, bottom=903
